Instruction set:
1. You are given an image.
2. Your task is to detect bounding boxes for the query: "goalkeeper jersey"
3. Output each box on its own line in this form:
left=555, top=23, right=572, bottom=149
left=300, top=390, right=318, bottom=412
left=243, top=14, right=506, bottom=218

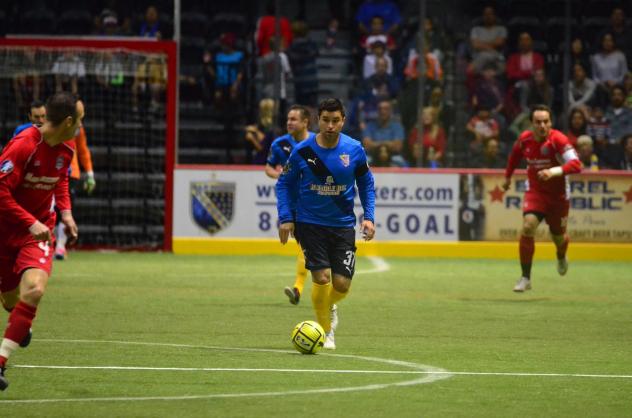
left=276, top=133, right=375, bottom=228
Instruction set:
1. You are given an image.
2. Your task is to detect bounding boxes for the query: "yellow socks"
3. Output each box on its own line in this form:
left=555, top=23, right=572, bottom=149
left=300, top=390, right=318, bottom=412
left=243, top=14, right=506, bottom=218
left=294, top=251, right=307, bottom=295
left=311, top=282, right=332, bottom=332
left=329, top=286, right=348, bottom=306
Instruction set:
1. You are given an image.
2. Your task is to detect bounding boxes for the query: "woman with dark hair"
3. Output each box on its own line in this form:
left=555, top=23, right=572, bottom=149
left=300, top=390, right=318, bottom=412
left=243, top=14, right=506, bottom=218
left=565, top=108, right=588, bottom=148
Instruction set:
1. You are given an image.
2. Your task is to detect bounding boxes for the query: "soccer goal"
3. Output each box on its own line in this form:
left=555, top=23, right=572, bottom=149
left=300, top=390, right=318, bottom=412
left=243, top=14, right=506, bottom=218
left=0, top=37, right=177, bottom=250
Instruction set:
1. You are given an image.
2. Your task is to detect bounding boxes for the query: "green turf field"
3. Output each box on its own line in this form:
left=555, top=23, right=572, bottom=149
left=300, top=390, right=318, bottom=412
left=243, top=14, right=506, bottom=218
left=1, top=252, right=631, bottom=417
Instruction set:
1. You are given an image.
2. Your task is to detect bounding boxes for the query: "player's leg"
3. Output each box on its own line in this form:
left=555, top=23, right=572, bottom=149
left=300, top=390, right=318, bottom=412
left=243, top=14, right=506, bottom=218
left=284, top=246, right=307, bottom=305
left=514, top=210, right=543, bottom=292
left=546, top=200, right=570, bottom=276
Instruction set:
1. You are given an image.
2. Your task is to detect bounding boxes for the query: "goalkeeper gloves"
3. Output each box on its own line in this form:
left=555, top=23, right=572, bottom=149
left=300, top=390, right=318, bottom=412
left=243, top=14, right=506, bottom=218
left=84, top=172, right=96, bottom=194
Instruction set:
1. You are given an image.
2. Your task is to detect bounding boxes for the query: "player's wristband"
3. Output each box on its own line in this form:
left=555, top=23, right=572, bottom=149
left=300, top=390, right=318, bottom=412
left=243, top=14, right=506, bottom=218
left=549, top=166, right=563, bottom=177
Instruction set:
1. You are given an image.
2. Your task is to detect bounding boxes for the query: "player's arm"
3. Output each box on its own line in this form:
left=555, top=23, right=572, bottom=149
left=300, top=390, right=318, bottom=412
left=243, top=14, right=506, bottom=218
left=503, top=139, right=523, bottom=191
left=0, top=141, right=50, bottom=240
left=537, top=140, right=582, bottom=182
left=355, top=151, right=376, bottom=241
left=54, top=160, right=79, bottom=244
left=264, top=164, right=281, bottom=179
left=275, top=152, right=300, bottom=244
left=265, top=142, right=282, bottom=179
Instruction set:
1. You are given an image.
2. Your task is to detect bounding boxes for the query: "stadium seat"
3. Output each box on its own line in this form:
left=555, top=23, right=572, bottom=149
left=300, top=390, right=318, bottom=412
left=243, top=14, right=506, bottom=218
left=179, top=36, right=206, bottom=67
left=581, top=16, right=610, bottom=36
left=583, top=0, right=623, bottom=17
left=180, top=11, right=209, bottom=38
left=57, top=9, right=93, bottom=35
left=0, top=10, right=6, bottom=36
left=505, top=0, right=542, bottom=18
left=544, top=17, right=578, bottom=49
left=209, top=13, right=248, bottom=40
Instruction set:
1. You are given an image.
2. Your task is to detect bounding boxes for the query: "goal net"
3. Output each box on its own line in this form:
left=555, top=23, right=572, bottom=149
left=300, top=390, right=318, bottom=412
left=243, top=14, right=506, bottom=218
left=0, top=37, right=176, bottom=250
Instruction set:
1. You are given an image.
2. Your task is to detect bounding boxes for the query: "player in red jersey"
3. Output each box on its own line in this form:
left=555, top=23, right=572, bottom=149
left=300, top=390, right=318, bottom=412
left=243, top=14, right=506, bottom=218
left=0, top=92, right=81, bottom=390
left=502, top=104, right=582, bottom=293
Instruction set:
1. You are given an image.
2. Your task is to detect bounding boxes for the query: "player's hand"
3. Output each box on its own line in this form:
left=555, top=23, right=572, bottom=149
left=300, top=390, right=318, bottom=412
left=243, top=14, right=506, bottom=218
left=278, top=222, right=295, bottom=245
left=60, top=211, right=79, bottom=245
left=28, top=221, right=51, bottom=242
left=361, top=220, right=375, bottom=241
left=537, top=169, right=554, bottom=182
left=501, top=178, right=511, bottom=191
left=84, top=172, right=96, bottom=194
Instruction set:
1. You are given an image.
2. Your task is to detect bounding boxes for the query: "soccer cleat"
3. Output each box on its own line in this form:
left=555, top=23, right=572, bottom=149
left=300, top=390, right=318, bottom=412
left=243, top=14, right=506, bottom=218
left=284, top=287, right=300, bottom=305
left=0, top=367, right=8, bottom=391
left=20, top=328, right=32, bottom=348
left=330, top=304, right=338, bottom=331
left=54, top=247, right=66, bottom=261
left=557, top=258, right=568, bottom=276
left=323, top=331, right=336, bottom=350
left=513, top=277, right=532, bottom=292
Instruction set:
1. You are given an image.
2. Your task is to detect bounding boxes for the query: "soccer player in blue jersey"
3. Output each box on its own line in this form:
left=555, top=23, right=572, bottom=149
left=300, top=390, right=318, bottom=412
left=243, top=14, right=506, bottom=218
left=12, top=100, right=47, bottom=138
left=276, top=98, right=376, bottom=350
left=266, top=105, right=314, bottom=305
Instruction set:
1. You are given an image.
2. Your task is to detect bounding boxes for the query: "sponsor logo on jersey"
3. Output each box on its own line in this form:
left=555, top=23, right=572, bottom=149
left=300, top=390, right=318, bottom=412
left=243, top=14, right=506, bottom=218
left=339, top=154, right=350, bottom=167
left=190, top=181, right=235, bottom=235
left=0, top=159, right=14, bottom=174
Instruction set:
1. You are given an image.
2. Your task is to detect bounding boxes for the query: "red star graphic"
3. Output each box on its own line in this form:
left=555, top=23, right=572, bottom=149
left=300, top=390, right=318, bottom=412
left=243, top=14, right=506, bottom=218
left=624, top=185, right=632, bottom=203
left=488, top=185, right=505, bottom=203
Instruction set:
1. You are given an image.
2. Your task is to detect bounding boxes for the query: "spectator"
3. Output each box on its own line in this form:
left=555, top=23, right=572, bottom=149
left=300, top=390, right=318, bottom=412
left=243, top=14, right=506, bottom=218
left=51, top=52, right=86, bottom=95
left=403, top=46, right=443, bottom=84
left=363, top=41, right=393, bottom=79
left=259, top=37, right=292, bottom=118
left=255, top=3, right=293, bottom=56
left=360, top=16, right=396, bottom=53
left=364, top=56, right=400, bottom=100
left=325, top=18, right=339, bottom=49
left=132, top=54, right=167, bottom=113
left=566, top=108, right=588, bottom=148
left=356, top=0, right=402, bottom=35
left=407, top=106, right=446, bottom=167
left=605, top=85, right=632, bottom=144
left=576, top=135, right=600, bottom=171
left=553, top=37, right=592, bottom=87
left=586, top=106, right=611, bottom=163
left=591, top=33, right=629, bottom=105
left=98, top=9, right=121, bottom=36
left=362, top=99, right=407, bottom=167
left=596, top=8, right=632, bottom=60
left=287, top=21, right=319, bottom=108
left=423, top=18, right=447, bottom=63
left=469, top=6, right=507, bottom=74
left=472, top=66, right=505, bottom=121
left=612, top=134, right=632, bottom=170
left=244, top=98, right=277, bottom=164
left=471, top=137, right=505, bottom=168
left=506, top=32, right=544, bottom=85
left=519, top=68, right=553, bottom=112
left=371, top=143, right=397, bottom=167
left=139, top=5, right=161, bottom=39
left=508, top=111, right=531, bottom=141
left=623, top=72, right=632, bottom=108
left=12, top=49, right=42, bottom=117
left=466, top=105, right=499, bottom=147
left=204, top=33, right=245, bottom=109
left=569, top=63, right=596, bottom=111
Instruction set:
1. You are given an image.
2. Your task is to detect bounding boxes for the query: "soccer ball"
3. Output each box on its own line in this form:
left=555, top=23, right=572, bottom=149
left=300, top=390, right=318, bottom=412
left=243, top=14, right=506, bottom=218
left=291, top=320, right=325, bottom=354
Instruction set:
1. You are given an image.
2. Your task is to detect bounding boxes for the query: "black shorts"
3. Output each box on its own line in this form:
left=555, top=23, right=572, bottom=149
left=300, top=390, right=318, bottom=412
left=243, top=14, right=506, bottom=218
left=295, top=222, right=357, bottom=279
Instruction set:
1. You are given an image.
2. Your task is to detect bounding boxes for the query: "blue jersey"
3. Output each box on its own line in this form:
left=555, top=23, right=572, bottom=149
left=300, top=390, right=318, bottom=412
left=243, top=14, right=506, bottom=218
left=266, top=132, right=315, bottom=167
left=13, top=123, right=33, bottom=138
left=276, top=133, right=375, bottom=228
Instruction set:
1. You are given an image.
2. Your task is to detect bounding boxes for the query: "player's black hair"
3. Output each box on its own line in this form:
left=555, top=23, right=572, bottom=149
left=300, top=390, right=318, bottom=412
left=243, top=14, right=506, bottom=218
left=289, top=104, right=310, bottom=121
left=46, top=92, right=78, bottom=126
left=318, top=98, right=346, bottom=118
left=28, top=100, right=45, bottom=113
left=370, top=15, right=384, bottom=23
left=530, top=104, right=552, bottom=121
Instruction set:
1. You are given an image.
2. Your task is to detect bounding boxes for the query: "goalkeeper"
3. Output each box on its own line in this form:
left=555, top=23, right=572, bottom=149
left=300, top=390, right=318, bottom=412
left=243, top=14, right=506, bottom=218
left=55, top=99, right=95, bottom=260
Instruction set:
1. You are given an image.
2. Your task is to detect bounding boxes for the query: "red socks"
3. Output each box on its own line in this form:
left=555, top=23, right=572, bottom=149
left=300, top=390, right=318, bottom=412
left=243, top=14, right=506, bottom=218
left=4, top=301, right=36, bottom=346
left=556, top=234, right=569, bottom=260
left=519, top=235, right=535, bottom=278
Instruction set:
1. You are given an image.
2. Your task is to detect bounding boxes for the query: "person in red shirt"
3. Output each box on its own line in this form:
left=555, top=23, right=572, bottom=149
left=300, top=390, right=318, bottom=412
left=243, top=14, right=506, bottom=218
left=0, top=92, right=81, bottom=390
left=502, top=105, right=582, bottom=293
left=506, top=32, right=544, bottom=85
left=255, top=4, right=293, bottom=56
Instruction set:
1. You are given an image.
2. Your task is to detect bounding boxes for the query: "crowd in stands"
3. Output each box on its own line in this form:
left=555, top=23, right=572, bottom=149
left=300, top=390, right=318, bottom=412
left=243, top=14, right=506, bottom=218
left=2, top=0, right=632, bottom=171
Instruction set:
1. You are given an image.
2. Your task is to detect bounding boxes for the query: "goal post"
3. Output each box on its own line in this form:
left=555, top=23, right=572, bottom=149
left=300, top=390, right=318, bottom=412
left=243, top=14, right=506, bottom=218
left=0, top=37, right=177, bottom=251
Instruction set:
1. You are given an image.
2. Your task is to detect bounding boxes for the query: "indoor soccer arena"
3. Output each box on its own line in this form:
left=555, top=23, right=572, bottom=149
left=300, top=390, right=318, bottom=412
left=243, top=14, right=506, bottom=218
left=0, top=0, right=631, bottom=416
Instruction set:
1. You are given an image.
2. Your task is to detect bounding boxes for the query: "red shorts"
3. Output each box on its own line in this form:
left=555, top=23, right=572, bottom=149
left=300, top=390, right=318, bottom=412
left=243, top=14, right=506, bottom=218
left=523, top=191, right=569, bottom=235
left=0, top=232, right=54, bottom=293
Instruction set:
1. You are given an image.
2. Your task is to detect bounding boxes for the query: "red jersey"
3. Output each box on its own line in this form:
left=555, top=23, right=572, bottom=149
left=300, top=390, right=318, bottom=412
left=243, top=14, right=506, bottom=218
left=0, top=126, right=75, bottom=234
left=505, top=129, right=582, bottom=197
